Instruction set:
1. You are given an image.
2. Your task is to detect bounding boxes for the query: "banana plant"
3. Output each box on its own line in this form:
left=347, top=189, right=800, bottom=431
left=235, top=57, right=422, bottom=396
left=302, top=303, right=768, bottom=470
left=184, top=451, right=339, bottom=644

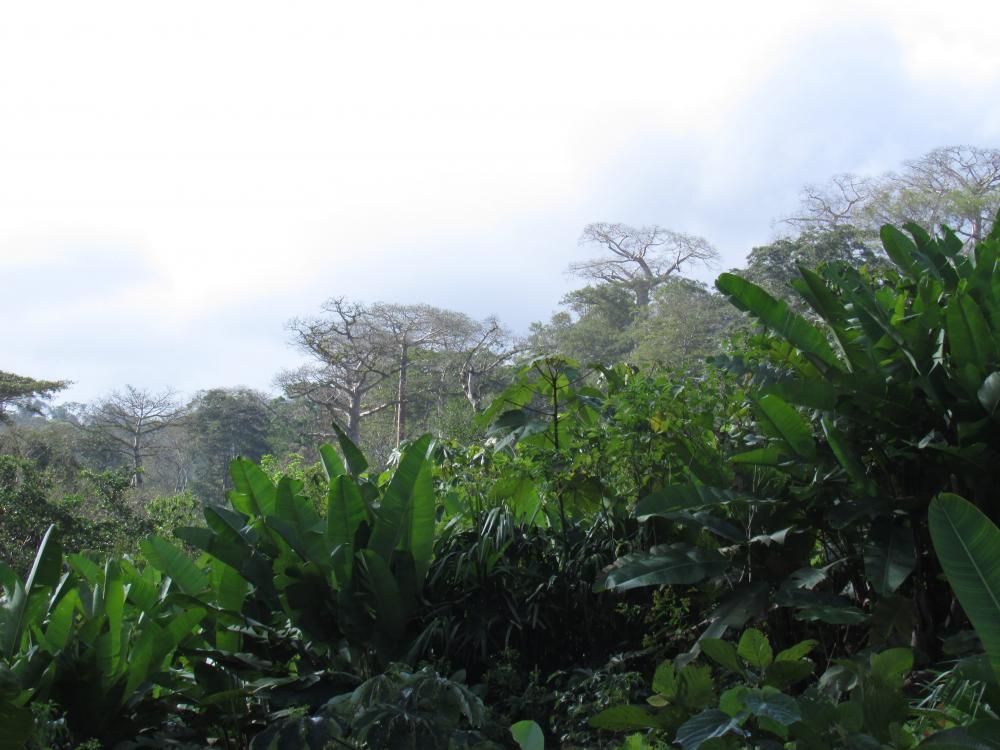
left=0, top=528, right=209, bottom=746
left=145, top=428, right=439, bottom=669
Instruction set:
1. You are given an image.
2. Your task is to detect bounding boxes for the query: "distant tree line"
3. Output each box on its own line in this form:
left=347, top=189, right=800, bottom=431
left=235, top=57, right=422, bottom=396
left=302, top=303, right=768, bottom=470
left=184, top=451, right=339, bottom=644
left=2, top=143, right=997, bottom=571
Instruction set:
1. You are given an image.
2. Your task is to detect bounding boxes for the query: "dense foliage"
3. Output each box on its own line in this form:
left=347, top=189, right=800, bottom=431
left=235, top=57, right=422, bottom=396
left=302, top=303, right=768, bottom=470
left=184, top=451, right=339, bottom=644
left=4, top=209, right=1000, bottom=749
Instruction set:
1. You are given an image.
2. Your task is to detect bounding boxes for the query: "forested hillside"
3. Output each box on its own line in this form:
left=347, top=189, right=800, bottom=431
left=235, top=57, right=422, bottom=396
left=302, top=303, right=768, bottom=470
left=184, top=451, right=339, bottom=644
left=3, top=146, right=1000, bottom=749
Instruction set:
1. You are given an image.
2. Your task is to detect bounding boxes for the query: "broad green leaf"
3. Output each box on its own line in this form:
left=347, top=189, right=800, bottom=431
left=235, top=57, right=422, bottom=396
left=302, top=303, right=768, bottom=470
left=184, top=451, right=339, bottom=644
left=652, top=661, right=677, bottom=698
left=140, top=536, right=208, bottom=596
left=318, top=443, right=346, bottom=480
left=918, top=719, right=1000, bottom=748
left=510, top=719, right=545, bottom=750
left=864, top=518, right=916, bottom=596
left=588, top=705, right=665, bottom=731
left=776, top=639, right=818, bottom=662
left=755, top=394, right=816, bottom=460
left=793, top=604, right=868, bottom=625
left=332, top=423, right=368, bottom=476
left=822, top=418, right=873, bottom=494
left=594, top=544, right=729, bottom=592
left=738, top=628, right=773, bottom=669
left=674, top=708, right=744, bottom=750
left=715, top=273, right=841, bottom=372
left=719, top=686, right=749, bottom=718
left=677, top=664, right=716, bottom=710
left=100, top=562, right=126, bottom=687
left=946, top=293, right=994, bottom=372
left=42, top=588, right=79, bottom=652
left=928, top=494, right=1000, bottom=680
left=274, top=476, right=321, bottom=532
left=0, top=701, right=33, bottom=749
left=635, top=483, right=765, bottom=520
left=731, top=446, right=784, bottom=466
left=368, top=435, right=434, bottom=578
left=327, top=475, right=367, bottom=587
left=211, top=562, right=248, bottom=649
left=870, top=647, right=913, bottom=685
left=229, top=458, right=277, bottom=517
left=699, top=638, right=747, bottom=677
left=764, top=659, right=815, bottom=688
left=358, top=550, right=406, bottom=640
left=880, top=225, right=920, bottom=279
left=1, top=525, right=61, bottom=658
left=742, top=687, right=801, bottom=726
left=979, top=372, right=1000, bottom=414
left=24, top=525, right=62, bottom=592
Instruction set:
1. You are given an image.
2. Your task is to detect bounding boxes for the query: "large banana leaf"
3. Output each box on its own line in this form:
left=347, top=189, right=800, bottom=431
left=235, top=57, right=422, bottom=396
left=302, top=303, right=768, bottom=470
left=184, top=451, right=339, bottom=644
left=863, top=517, right=916, bottom=596
left=635, top=483, right=766, bottom=520
left=946, top=292, right=995, bottom=373
left=754, top=394, right=816, bottom=460
left=327, top=475, right=367, bottom=587
left=715, top=273, right=842, bottom=373
left=229, top=458, right=277, bottom=517
left=928, top=494, right=1000, bottom=680
left=368, top=435, right=435, bottom=579
left=140, top=536, right=208, bottom=596
left=594, top=544, right=729, bottom=592
left=318, top=442, right=347, bottom=479
left=332, top=423, right=369, bottom=476
left=0, top=525, right=62, bottom=658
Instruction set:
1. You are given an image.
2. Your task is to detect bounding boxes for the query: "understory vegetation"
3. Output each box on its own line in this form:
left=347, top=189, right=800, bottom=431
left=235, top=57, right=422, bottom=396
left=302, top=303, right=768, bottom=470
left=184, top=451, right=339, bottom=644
left=4, top=149, right=1000, bottom=749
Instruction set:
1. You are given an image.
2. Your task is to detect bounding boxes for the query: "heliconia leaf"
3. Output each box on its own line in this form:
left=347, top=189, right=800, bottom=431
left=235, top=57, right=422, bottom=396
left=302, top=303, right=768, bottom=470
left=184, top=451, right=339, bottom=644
left=978, top=372, right=1000, bottom=415
left=822, top=418, right=874, bottom=494
left=918, top=719, right=1000, bottom=748
left=715, top=273, right=842, bottom=373
left=228, top=458, right=277, bottom=517
left=368, top=434, right=434, bottom=575
left=140, top=536, right=208, bottom=596
left=43, top=589, right=79, bottom=652
left=929, top=494, right=1000, bottom=681
left=357, top=550, right=405, bottom=640
left=880, top=225, right=920, bottom=279
left=594, top=544, right=729, bottom=592
left=99, top=562, right=127, bottom=688
left=946, top=292, right=995, bottom=373
left=731, top=446, right=784, bottom=466
left=274, top=476, right=321, bottom=532
left=635, top=483, right=766, bottom=520
left=1, top=525, right=62, bottom=658
left=318, top=443, right=346, bottom=480
left=327, top=475, right=367, bottom=587
left=754, top=394, right=816, bottom=461
left=863, top=517, right=916, bottom=596
left=332, top=423, right=369, bottom=476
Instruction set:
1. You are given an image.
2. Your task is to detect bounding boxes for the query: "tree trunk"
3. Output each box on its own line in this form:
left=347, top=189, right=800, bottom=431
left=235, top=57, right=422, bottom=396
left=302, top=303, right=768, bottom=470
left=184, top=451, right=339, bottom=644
left=347, top=393, right=362, bottom=444
left=395, top=343, right=409, bottom=447
left=634, top=283, right=651, bottom=308
left=132, top=437, right=143, bottom=487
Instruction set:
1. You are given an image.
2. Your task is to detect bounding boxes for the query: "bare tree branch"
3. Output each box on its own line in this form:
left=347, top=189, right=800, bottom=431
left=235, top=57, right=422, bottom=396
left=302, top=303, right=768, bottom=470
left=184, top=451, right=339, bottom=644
left=570, top=223, right=719, bottom=306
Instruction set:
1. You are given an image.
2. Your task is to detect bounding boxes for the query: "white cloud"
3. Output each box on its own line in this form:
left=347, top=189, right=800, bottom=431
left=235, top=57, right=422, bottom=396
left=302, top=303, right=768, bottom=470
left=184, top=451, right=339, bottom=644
left=1, top=0, right=999, bottom=401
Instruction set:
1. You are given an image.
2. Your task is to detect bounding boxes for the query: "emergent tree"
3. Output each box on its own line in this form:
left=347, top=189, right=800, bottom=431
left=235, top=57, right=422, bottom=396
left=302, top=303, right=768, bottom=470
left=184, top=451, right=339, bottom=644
left=784, top=145, right=1000, bottom=244
left=569, top=223, right=719, bottom=307
left=89, top=386, right=186, bottom=486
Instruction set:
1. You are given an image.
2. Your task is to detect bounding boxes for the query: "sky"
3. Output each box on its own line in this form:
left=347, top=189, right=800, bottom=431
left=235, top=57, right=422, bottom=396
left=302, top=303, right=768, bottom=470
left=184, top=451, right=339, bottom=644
left=3, top=0, right=1000, bottom=404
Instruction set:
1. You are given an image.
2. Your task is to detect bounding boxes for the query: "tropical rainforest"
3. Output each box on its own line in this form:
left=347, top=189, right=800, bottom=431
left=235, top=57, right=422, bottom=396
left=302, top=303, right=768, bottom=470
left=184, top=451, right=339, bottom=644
left=3, top=145, right=1000, bottom=749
